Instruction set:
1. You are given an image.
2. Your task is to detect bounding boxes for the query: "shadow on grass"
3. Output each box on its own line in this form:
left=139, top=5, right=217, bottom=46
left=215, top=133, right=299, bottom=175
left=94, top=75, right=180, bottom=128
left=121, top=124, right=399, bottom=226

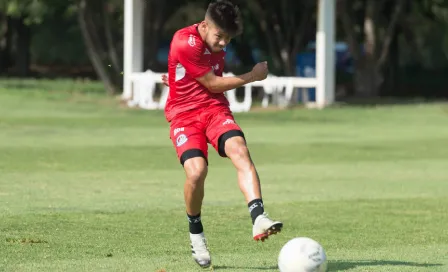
left=213, top=260, right=443, bottom=271
left=328, top=260, right=444, bottom=271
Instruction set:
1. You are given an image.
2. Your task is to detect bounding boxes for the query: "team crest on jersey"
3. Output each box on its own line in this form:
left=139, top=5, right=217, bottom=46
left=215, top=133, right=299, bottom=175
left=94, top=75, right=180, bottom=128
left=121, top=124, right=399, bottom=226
left=188, top=34, right=196, bottom=47
left=176, top=134, right=188, bottom=147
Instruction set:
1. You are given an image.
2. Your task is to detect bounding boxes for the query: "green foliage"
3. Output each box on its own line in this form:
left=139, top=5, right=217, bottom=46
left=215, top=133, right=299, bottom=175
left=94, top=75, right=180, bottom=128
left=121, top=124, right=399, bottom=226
left=0, top=0, right=50, bottom=24
left=1, top=0, right=448, bottom=95
left=399, top=0, right=448, bottom=69
left=164, top=1, right=207, bottom=36
left=30, top=1, right=88, bottom=65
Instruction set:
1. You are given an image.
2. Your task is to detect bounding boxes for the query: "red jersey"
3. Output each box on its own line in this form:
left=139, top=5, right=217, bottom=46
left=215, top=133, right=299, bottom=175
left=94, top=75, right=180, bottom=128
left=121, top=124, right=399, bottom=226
left=165, top=24, right=230, bottom=122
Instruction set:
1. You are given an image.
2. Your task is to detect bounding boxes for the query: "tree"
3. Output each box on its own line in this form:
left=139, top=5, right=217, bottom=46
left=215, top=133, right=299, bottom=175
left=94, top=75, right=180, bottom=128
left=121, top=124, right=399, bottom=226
left=338, top=0, right=407, bottom=97
left=0, top=11, right=13, bottom=73
left=77, top=0, right=122, bottom=95
left=146, top=0, right=193, bottom=72
left=76, top=0, right=192, bottom=94
left=0, top=0, right=50, bottom=76
left=243, top=0, right=316, bottom=76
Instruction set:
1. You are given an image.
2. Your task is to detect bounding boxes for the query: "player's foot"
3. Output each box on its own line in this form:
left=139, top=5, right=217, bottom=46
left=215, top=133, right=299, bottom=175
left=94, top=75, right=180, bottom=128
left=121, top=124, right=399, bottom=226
left=190, top=232, right=211, bottom=268
left=253, top=212, right=283, bottom=242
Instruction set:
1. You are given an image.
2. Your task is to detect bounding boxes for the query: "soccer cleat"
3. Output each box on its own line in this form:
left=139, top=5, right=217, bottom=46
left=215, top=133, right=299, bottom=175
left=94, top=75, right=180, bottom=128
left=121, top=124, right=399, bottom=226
left=253, top=212, right=283, bottom=242
left=190, top=232, right=211, bottom=268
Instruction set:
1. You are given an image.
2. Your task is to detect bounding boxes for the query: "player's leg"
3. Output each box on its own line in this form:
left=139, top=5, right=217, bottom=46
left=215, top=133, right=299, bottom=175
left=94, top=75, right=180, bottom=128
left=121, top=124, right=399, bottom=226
left=221, top=134, right=283, bottom=241
left=183, top=156, right=208, bottom=224
left=170, top=121, right=211, bottom=268
left=182, top=156, right=211, bottom=268
left=206, top=109, right=283, bottom=242
left=220, top=134, right=261, bottom=202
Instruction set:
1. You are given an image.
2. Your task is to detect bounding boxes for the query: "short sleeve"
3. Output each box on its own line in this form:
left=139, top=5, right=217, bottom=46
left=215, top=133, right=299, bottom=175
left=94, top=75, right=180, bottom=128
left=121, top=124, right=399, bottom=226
left=211, top=52, right=225, bottom=76
left=176, top=34, right=212, bottom=79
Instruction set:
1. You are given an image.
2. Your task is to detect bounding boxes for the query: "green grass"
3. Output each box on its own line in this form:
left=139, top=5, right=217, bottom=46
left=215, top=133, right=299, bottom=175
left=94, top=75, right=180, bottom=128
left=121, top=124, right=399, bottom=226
left=1, top=79, right=448, bottom=271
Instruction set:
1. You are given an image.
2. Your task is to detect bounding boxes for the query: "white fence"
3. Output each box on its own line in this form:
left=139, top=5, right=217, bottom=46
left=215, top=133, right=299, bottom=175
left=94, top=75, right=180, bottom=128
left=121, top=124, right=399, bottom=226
left=126, top=70, right=321, bottom=112
left=122, top=0, right=335, bottom=110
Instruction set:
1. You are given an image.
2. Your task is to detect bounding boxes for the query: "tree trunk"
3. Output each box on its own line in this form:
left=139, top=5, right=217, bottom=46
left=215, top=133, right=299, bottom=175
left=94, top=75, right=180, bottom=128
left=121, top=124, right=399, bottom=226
left=339, top=0, right=406, bottom=98
left=353, top=58, right=381, bottom=97
left=0, top=15, right=13, bottom=73
left=144, top=0, right=168, bottom=71
left=78, top=0, right=117, bottom=95
left=103, top=2, right=121, bottom=75
left=14, top=17, right=31, bottom=77
left=246, top=0, right=283, bottom=73
left=382, top=23, right=400, bottom=96
left=245, top=0, right=315, bottom=106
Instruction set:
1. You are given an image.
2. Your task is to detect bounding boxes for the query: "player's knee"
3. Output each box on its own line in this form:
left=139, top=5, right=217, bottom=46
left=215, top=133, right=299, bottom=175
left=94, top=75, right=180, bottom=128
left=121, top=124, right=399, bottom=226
left=219, top=130, right=246, bottom=157
left=225, top=137, right=250, bottom=161
left=230, top=144, right=249, bottom=160
left=183, top=156, right=208, bottom=184
left=186, top=167, right=208, bottom=184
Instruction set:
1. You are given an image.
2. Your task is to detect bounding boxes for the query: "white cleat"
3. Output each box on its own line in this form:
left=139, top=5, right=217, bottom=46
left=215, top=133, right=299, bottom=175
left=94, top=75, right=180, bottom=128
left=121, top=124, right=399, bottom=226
left=190, top=233, right=211, bottom=268
left=253, top=212, right=283, bottom=242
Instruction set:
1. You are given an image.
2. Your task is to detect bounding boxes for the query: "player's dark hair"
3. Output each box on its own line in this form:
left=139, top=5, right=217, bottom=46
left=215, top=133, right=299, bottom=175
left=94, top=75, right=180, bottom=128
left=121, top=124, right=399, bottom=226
left=206, top=0, right=243, bottom=37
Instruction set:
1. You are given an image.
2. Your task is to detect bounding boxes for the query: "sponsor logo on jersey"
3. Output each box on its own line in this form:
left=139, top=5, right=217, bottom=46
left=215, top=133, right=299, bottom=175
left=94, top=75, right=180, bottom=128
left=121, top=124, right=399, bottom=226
left=174, top=127, right=184, bottom=136
left=222, top=119, right=235, bottom=125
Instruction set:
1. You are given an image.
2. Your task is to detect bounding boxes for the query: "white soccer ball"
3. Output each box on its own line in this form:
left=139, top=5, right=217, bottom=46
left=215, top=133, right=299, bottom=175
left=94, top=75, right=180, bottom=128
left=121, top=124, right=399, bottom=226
left=278, top=237, right=328, bottom=272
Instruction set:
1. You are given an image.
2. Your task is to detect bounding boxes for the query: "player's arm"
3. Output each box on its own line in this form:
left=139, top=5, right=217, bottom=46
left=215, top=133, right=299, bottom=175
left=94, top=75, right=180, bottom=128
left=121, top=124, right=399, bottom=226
left=195, top=62, right=267, bottom=94
left=177, top=36, right=268, bottom=93
left=161, top=74, right=169, bottom=87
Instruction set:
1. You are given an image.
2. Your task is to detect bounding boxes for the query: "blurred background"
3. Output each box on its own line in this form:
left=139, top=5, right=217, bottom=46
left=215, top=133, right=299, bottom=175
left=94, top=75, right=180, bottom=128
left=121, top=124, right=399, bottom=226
left=1, top=0, right=448, bottom=101
left=1, top=2, right=448, bottom=271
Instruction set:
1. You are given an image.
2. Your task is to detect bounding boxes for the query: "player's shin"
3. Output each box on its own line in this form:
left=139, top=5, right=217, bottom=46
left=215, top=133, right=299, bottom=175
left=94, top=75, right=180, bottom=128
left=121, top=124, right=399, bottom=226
left=183, top=157, right=208, bottom=234
left=237, top=163, right=265, bottom=223
left=224, top=138, right=264, bottom=223
left=184, top=179, right=205, bottom=234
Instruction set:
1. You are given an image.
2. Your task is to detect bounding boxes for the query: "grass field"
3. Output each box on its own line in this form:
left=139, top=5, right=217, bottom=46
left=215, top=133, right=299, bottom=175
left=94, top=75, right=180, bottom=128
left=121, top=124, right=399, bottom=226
left=1, top=79, right=448, bottom=272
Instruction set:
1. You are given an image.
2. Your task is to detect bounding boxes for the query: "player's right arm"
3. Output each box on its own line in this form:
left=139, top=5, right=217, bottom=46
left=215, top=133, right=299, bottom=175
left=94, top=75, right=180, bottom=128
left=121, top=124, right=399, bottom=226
left=196, top=62, right=268, bottom=94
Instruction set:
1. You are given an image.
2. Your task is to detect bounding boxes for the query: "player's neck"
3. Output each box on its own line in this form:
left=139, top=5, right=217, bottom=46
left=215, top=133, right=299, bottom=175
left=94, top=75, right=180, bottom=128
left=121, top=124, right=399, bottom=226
left=196, top=25, right=207, bottom=42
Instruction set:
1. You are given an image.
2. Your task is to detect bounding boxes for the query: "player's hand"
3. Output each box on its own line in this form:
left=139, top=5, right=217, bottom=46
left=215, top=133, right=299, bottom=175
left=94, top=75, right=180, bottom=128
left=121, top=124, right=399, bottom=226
left=251, top=61, right=269, bottom=81
left=161, top=74, right=169, bottom=87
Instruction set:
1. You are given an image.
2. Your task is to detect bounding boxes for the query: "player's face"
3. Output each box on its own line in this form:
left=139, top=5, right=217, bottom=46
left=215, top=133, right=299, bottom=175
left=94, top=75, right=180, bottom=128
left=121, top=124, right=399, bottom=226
left=205, top=23, right=231, bottom=52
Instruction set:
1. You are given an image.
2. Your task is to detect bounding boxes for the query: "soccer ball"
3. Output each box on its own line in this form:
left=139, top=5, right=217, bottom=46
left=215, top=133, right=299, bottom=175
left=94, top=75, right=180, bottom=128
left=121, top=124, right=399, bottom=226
left=278, top=237, right=328, bottom=272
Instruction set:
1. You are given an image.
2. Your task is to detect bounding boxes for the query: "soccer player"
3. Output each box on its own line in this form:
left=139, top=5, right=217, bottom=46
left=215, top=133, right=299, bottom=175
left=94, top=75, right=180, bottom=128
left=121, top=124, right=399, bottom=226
left=162, top=0, right=283, bottom=268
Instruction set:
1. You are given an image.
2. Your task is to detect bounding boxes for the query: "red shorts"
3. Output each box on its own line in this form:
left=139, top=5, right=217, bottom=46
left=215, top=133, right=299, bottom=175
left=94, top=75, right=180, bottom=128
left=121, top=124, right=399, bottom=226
left=169, top=105, right=244, bottom=165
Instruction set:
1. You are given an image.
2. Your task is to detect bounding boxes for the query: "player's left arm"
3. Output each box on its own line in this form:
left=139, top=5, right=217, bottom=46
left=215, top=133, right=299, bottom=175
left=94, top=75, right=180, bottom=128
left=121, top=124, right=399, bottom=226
left=195, top=70, right=254, bottom=93
left=196, top=62, right=268, bottom=93
left=160, top=60, right=267, bottom=92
